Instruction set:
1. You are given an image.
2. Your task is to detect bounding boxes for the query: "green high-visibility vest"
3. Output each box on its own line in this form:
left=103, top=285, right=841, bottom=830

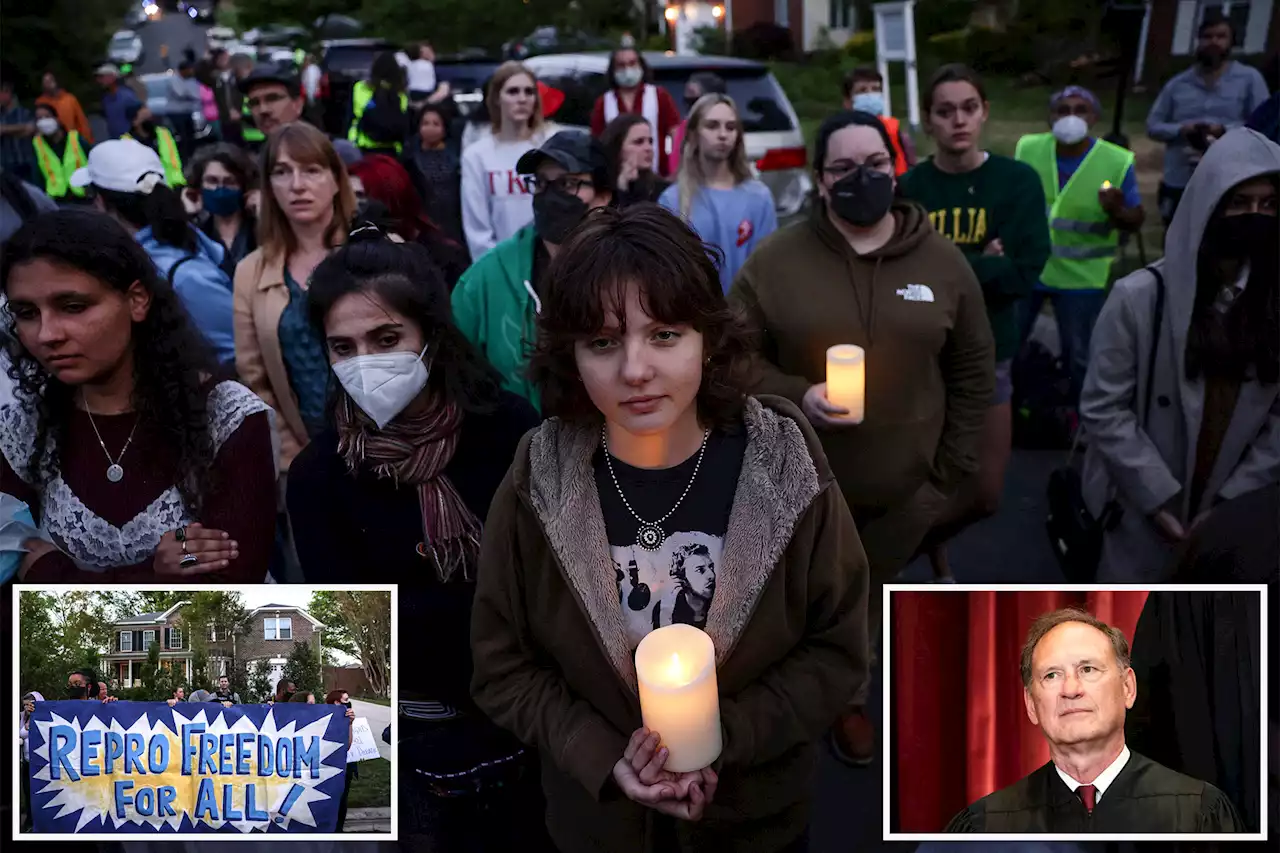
left=33, top=131, right=88, bottom=198
left=122, top=127, right=186, bottom=188
left=1015, top=132, right=1134, bottom=290
left=241, top=96, right=265, bottom=143
left=348, top=80, right=408, bottom=153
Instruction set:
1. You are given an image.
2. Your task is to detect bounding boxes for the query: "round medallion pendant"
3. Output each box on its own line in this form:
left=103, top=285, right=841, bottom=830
left=636, top=522, right=665, bottom=551
left=106, top=464, right=125, bottom=483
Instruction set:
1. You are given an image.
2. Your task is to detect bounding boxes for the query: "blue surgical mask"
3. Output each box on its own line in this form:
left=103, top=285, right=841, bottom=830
left=201, top=186, right=243, bottom=217
left=852, top=92, right=885, bottom=117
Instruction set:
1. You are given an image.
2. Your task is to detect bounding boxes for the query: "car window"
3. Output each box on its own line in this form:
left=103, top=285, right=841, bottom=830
left=323, top=48, right=389, bottom=76
left=538, top=71, right=608, bottom=129
left=435, top=63, right=500, bottom=94
left=111, top=36, right=137, bottom=49
left=653, top=70, right=794, bottom=133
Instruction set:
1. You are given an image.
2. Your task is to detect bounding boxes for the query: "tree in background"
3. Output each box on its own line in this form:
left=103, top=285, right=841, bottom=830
left=137, top=641, right=176, bottom=701
left=310, top=590, right=391, bottom=697
left=283, top=640, right=323, bottom=696
left=0, top=1, right=137, bottom=103
left=18, top=590, right=142, bottom=700
left=246, top=659, right=275, bottom=703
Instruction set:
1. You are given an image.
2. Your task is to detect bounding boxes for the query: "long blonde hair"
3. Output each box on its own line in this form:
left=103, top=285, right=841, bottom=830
left=487, top=61, right=545, bottom=136
left=257, top=123, right=357, bottom=261
left=676, top=93, right=753, bottom=218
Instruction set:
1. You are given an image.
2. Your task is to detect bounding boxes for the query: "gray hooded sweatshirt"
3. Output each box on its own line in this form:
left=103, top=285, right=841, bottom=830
left=1080, top=127, right=1280, bottom=581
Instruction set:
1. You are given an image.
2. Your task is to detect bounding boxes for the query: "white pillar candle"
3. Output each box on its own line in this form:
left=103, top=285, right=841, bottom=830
left=826, top=344, right=866, bottom=423
left=634, top=624, right=722, bottom=773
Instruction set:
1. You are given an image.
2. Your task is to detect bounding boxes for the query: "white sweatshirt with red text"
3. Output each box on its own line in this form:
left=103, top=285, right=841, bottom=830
left=460, top=125, right=558, bottom=261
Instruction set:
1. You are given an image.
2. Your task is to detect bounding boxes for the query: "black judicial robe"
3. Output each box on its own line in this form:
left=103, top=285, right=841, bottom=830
left=945, top=751, right=1244, bottom=833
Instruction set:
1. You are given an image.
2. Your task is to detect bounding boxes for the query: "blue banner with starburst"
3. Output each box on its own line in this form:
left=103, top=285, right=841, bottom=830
left=26, top=701, right=348, bottom=833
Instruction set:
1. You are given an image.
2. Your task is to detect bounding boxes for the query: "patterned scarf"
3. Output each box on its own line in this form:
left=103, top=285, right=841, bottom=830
left=335, top=392, right=480, bottom=582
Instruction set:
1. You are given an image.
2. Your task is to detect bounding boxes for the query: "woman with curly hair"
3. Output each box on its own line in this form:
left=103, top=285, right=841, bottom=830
left=0, top=208, right=278, bottom=582
left=470, top=205, right=869, bottom=853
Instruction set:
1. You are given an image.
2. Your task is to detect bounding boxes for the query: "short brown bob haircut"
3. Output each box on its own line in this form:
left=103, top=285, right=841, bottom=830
left=528, top=203, right=756, bottom=427
left=1019, top=606, right=1132, bottom=689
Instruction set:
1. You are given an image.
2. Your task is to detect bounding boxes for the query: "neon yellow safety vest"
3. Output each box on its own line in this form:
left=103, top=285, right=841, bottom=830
left=348, top=80, right=408, bottom=153
left=122, top=126, right=186, bottom=188
left=1015, top=132, right=1134, bottom=290
left=32, top=132, right=88, bottom=199
left=241, top=96, right=265, bottom=143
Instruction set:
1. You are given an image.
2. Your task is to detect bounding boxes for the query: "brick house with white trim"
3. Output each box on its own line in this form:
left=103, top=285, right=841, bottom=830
left=101, top=602, right=324, bottom=693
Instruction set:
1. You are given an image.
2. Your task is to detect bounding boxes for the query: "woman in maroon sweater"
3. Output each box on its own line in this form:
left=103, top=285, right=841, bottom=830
left=0, top=208, right=277, bottom=582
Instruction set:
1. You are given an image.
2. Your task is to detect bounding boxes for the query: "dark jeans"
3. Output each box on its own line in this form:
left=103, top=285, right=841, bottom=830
left=1017, top=288, right=1109, bottom=409
left=401, top=772, right=551, bottom=852
left=336, top=762, right=356, bottom=830
left=1158, top=181, right=1186, bottom=227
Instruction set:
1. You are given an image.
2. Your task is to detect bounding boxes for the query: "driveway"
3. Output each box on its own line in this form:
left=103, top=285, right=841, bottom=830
left=350, top=699, right=392, bottom=761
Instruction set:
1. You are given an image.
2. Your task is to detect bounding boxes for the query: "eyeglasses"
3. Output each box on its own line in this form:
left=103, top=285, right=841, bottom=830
left=247, top=92, right=289, bottom=109
left=269, top=166, right=331, bottom=186
left=525, top=175, right=593, bottom=195
left=821, top=158, right=893, bottom=178
left=503, top=86, right=537, bottom=97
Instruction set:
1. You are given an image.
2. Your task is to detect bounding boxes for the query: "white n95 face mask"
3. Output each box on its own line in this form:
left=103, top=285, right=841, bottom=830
left=332, top=343, right=430, bottom=429
left=1052, top=115, right=1089, bottom=145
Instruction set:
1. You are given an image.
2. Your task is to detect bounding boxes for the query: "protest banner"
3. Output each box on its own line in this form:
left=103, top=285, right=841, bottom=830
left=346, top=717, right=381, bottom=763
left=26, top=700, right=349, bottom=833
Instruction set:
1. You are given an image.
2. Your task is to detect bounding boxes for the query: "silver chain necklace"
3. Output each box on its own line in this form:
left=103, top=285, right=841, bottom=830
left=602, top=426, right=710, bottom=551
left=83, top=392, right=139, bottom=483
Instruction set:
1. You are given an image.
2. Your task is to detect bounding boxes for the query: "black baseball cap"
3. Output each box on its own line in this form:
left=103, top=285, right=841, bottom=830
left=238, top=62, right=301, bottom=97
left=516, top=130, right=609, bottom=178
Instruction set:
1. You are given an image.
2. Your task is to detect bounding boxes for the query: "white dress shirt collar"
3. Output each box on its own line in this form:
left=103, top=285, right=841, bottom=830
left=1055, top=745, right=1131, bottom=803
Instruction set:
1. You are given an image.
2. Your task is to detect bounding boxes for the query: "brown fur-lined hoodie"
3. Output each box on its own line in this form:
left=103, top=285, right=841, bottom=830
left=470, top=395, right=870, bottom=853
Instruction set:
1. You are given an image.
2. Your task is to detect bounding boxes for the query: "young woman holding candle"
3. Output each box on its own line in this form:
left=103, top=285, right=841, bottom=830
left=470, top=204, right=869, bottom=853
left=728, top=110, right=994, bottom=767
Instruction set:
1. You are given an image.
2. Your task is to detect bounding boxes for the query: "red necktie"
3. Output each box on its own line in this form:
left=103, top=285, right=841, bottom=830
left=1078, top=783, right=1097, bottom=814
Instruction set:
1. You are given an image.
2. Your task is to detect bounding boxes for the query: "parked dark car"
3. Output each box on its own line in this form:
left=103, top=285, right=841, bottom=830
left=317, top=37, right=399, bottom=136
left=433, top=56, right=503, bottom=118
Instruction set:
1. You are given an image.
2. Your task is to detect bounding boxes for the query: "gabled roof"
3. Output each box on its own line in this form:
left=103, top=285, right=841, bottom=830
left=251, top=604, right=325, bottom=629
left=114, top=601, right=189, bottom=626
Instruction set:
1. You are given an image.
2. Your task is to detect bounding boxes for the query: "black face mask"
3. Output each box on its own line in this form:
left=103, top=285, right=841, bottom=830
left=1206, top=213, right=1278, bottom=262
left=67, top=684, right=89, bottom=700
left=827, top=165, right=895, bottom=228
left=533, top=187, right=590, bottom=245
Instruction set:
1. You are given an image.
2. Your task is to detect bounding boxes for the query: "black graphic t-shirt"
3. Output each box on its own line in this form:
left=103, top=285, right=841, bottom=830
left=593, top=424, right=746, bottom=648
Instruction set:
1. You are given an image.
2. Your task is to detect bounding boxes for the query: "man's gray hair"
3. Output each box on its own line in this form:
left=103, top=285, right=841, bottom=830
left=1020, top=606, right=1131, bottom=688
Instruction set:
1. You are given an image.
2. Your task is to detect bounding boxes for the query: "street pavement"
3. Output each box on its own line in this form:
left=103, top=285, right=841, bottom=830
left=133, top=10, right=209, bottom=76
left=350, top=698, right=393, bottom=761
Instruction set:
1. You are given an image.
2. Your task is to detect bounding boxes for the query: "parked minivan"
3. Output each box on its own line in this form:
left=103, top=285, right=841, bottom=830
left=521, top=52, right=812, bottom=221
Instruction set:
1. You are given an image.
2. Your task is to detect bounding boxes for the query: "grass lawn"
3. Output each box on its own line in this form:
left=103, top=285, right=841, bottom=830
left=775, top=61, right=1167, bottom=269
left=357, top=696, right=391, bottom=706
left=346, top=757, right=391, bottom=808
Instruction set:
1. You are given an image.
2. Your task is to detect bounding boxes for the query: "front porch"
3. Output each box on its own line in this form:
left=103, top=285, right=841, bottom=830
left=103, top=655, right=192, bottom=688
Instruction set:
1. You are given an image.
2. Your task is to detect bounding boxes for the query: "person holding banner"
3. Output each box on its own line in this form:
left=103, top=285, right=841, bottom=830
left=325, top=689, right=359, bottom=830
left=0, top=209, right=278, bottom=582
left=471, top=204, right=869, bottom=853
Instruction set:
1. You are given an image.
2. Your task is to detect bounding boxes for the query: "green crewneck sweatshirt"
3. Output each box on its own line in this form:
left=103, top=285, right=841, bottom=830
left=900, top=153, right=1050, bottom=362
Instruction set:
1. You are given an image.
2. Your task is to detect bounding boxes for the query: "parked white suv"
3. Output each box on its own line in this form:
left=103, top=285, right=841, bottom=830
left=522, top=52, right=812, bottom=221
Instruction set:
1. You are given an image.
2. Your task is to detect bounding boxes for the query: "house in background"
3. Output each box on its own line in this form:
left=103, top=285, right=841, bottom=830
left=662, top=1, right=859, bottom=53
left=101, top=602, right=324, bottom=693
left=1138, top=0, right=1277, bottom=83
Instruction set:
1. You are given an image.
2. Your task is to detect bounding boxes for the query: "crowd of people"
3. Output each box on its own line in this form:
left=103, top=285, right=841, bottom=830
left=2, top=7, right=1278, bottom=849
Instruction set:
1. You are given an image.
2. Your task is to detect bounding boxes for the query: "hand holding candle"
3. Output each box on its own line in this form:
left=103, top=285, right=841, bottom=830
left=825, top=345, right=866, bottom=424
left=635, top=624, right=722, bottom=773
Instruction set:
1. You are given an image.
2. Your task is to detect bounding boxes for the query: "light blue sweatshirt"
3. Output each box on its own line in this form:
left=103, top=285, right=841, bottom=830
left=135, top=225, right=236, bottom=365
left=659, top=180, right=777, bottom=293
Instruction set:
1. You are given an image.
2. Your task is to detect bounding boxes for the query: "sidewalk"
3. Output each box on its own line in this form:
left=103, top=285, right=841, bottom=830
left=343, top=806, right=392, bottom=833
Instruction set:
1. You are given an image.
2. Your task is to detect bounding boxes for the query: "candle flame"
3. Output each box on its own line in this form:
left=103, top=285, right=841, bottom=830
left=1101, top=180, right=1112, bottom=190
left=664, top=652, right=692, bottom=686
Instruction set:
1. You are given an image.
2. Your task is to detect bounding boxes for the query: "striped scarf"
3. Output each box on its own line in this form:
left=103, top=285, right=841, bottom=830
left=335, top=392, right=480, bottom=582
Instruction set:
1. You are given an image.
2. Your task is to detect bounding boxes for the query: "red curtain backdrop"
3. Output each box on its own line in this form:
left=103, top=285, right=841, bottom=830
left=892, top=589, right=1149, bottom=832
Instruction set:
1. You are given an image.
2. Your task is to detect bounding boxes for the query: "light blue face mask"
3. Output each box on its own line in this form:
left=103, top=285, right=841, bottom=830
left=852, top=92, right=886, bottom=117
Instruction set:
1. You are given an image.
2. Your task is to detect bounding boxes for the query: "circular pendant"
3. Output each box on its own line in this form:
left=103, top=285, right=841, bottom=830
left=106, top=464, right=124, bottom=483
left=636, top=522, right=665, bottom=552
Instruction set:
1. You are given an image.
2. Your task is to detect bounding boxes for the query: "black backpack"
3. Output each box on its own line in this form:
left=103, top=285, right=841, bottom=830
left=1012, top=340, right=1075, bottom=450
left=358, top=91, right=408, bottom=146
